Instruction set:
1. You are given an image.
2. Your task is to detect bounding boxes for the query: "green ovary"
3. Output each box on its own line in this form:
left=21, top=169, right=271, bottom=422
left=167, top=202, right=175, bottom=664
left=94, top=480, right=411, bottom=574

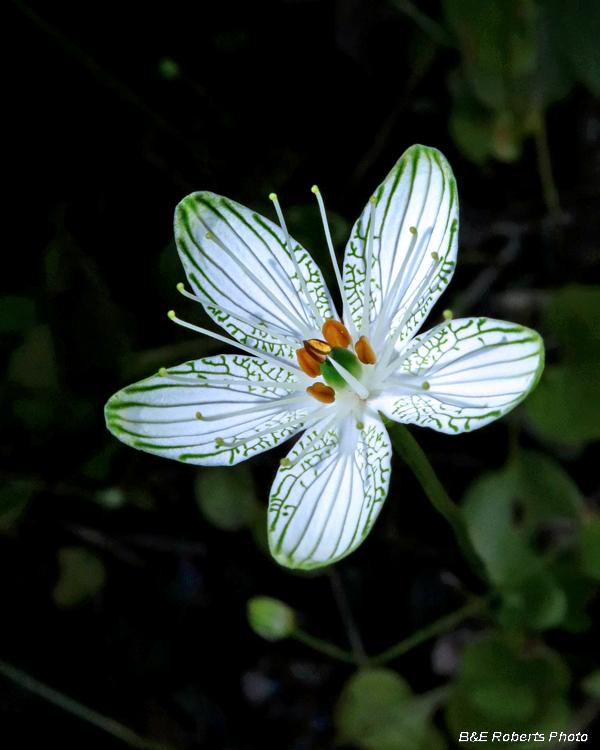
left=320, top=347, right=363, bottom=391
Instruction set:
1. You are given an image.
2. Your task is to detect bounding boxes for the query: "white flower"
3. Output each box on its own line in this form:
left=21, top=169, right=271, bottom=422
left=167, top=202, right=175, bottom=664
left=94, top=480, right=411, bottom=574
left=106, top=144, right=544, bottom=570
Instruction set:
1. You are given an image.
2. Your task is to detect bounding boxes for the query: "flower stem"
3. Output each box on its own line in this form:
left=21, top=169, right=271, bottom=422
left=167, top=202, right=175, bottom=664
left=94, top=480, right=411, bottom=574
left=0, top=658, right=174, bottom=750
left=383, top=419, right=487, bottom=581
left=533, top=109, right=560, bottom=216
left=291, top=629, right=356, bottom=664
left=371, top=596, right=489, bottom=666
left=328, top=566, right=369, bottom=666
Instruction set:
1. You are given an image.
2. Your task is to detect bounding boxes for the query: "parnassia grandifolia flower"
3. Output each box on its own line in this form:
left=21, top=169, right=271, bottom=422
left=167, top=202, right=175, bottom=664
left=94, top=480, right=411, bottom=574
left=106, top=144, right=544, bottom=570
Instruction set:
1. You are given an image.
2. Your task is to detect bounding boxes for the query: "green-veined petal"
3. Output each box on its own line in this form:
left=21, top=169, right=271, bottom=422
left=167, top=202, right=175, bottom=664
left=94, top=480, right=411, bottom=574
left=268, top=413, right=391, bottom=569
left=105, top=355, right=319, bottom=466
left=373, top=318, right=544, bottom=434
left=343, top=144, right=458, bottom=350
left=175, top=192, right=336, bottom=360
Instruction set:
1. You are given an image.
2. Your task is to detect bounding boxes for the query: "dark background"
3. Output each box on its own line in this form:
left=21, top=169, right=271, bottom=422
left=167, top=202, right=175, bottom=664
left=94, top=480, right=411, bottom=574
left=2, top=1, right=599, bottom=748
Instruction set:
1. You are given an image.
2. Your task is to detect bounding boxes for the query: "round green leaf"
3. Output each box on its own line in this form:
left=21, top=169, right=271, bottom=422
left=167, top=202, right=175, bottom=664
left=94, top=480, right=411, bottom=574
left=52, top=546, right=107, bottom=608
left=194, top=464, right=258, bottom=531
left=335, top=669, right=446, bottom=750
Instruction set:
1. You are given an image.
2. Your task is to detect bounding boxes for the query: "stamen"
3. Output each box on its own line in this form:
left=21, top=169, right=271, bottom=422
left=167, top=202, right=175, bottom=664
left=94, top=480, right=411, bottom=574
left=322, top=319, right=351, bottom=348
left=372, top=226, right=419, bottom=345
left=203, top=228, right=313, bottom=338
left=193, top=393, right=310, bottom=423
left=443, top=309, right=453, bottom=321
left=355, top=335, right=376, bottom=365
left=356, top=420, right=364, bottom=430
left=327, top=357, right=370, bottom=400
left=296, top=347, right=322, bottom=378
left=306, top=383, right=336, bottom=404
left=166, top=310, right=302, bottom=377
left=176, top=282, right=301, bottom=351
left=376, top=249, right=445, bottom=374
left=304, top=338, right=332, bottom=363
left=422, top=381, right=430, bottom=390
left=311, top=185, right=360, bottom=342
left=269, top=193, right=325, bottom=329
left=159, top=370, right=308, bottom=391
left=361, top=196, right=378, bottom=338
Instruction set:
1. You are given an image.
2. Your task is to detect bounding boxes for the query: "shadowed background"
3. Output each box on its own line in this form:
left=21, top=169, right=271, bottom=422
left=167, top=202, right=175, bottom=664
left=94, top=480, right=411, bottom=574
left=2, top=1, right=600, bottom=748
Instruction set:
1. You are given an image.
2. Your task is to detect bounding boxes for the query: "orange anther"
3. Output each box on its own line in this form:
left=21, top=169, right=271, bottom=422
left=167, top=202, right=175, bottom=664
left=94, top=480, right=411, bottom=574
left=303, top=338, right=332, bottom=364
left=322, top=319, right=351, bottom=348
left=355, top=335, right=376, bottom=365
left=306, top=383, right=336, bottom=404
left=296, top=347, right=321, bottom=378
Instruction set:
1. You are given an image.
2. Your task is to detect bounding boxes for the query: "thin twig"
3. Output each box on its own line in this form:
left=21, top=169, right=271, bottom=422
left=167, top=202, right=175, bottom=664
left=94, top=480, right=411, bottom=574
left=291, top=630, right=356, bottom=665
left=327, top=566, right=369, bottom=666
left=0, top=659, right=175, bottom=750
left=371, top=597, right=489, bottom=666
left=384, top=420, right=487, bottom=582
left=534, top=110, right=561, bottom=216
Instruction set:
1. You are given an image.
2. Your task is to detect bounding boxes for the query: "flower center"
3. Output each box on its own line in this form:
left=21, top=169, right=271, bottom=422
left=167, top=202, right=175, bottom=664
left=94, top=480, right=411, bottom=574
left=320, top=347, right=363, bottom=391
left=296, top=320, right=374, bottom=403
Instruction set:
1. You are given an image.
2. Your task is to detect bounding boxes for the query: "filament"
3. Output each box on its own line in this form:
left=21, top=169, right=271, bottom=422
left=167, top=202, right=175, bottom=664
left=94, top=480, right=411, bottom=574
left=311, top=186, right=359, bottom=342
left=269, top=193, right=325, bottom=329
left=361, top=197, right=377, bottom=339
left=176, top=282, right=300, bottom=350
left=167, top=310, right=303, bottom=377
left=372, top=226, right=419, bottom=345
left=199, top=224, right=313, bottom=338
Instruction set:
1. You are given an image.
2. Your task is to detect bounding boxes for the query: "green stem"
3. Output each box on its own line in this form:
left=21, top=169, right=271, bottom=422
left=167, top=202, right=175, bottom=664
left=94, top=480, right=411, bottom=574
left=292, top=629, right=356, bottom=665
left=327, top=566, right=368, bottom=666
left=371, top=597, right=488, bottom=666
left=384, top=420, right=487, bottom=581
left=534, top=110, right=560, bottom=216
left=0, top=658, right=174, bottom=750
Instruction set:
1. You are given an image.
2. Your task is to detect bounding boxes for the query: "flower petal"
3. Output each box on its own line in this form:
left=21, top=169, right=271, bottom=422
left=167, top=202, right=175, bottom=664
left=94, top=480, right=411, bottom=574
left=373, top=318, right=544, bottom=434
left=175, top=192, right=336, bottom=360
left=343, top=144, right=458, bottom=350
left=105, top=355, right=318, bottom=465
left=268, top=413, right=392, bottom=569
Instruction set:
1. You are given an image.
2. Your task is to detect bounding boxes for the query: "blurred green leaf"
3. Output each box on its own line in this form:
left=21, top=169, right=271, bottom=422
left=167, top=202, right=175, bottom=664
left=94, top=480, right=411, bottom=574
left=490, top=109, right=523, bottom=162
left=442, top=1, right=582, bottom=163
left=543, top=285, right=600, bottom=363
left=443, top=0, right=520, bottom=110
left=526, top=365, right=600, bottom=446
left=525, top=285, right=600, bottom=446
left=194, top=464, right=259, bottom=531
left=249, top=504, right=270, bottom=556
left=580, top=518, right=600, bottom=581
left=247, top=596, right=296, bottom=641
left=335, top=668, right=446, bottom=750
left=52, top=546, right=107, bottom=608
left=157, top=57, right=181, bottom=80
left=0, top=480, right=38, bottom=531
left=446, top=635, right=570, bottom=743
left=581, top=669, right=600, bottom=698
left=0, top=296, right=36, bottom=334
left=7, top=324, right=58, bottom=389
left=544, top=0, right=600, bottom=95
left=463, top=450, right=584, bottom=630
